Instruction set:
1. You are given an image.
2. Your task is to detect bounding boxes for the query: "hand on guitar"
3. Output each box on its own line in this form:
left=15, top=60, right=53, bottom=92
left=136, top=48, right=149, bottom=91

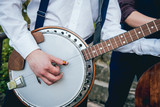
left=26, top=49, right=68, bottom=85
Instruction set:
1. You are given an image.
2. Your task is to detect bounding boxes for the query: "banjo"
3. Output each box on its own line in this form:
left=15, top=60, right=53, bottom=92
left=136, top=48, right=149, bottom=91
left=7, top=19, right=160, bottom=107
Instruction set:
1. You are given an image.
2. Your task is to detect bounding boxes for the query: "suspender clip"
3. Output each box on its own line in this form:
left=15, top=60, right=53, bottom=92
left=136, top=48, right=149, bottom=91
left=37, top=10, right=46, bottom=17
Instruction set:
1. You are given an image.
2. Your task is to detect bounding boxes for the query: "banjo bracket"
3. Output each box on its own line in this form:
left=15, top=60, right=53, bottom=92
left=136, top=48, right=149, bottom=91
left=7, top=76, right=26, bottom=90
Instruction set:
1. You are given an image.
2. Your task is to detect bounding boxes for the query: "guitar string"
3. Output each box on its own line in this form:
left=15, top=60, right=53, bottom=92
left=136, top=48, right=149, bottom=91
left=84, top=23, right=160, bottom=58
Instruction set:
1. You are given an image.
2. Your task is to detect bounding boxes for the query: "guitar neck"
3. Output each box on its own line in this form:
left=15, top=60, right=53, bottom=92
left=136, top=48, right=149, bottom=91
left=82, top=19, right=160, bottom=61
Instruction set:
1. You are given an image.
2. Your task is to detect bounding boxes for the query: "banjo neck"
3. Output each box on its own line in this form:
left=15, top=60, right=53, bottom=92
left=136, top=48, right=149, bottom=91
left=82, top=19, right=160, bottom=61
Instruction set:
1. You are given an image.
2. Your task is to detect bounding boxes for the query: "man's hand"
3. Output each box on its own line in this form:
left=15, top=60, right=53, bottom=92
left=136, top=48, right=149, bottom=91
left=26, top=49, right=68, bottom=85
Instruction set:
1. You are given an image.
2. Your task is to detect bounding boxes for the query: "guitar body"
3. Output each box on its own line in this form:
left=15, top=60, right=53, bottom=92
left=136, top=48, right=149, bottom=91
left=9, top=27, right=95, bottom=107
left=135, top=62, right=160, bottom=107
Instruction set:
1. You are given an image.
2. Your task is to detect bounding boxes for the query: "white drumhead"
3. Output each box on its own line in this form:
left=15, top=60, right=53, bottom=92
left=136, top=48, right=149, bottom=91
left=10, top=30, right=87, bottom=107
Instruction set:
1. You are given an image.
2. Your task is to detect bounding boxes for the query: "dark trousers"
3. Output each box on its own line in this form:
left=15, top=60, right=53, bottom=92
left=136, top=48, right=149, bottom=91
left=3, top=90, right=88, bottom=107
left=105, top=51, right=160, bottom=107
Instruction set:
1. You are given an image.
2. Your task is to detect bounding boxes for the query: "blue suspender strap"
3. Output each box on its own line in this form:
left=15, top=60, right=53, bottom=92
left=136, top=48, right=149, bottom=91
left=35, top=0, right=50, bottom=29
left=93, top=0, right=110, bottom=45
left=101, top=0, right=110, bottom=26
left=93, top=0, right=103, bottom=45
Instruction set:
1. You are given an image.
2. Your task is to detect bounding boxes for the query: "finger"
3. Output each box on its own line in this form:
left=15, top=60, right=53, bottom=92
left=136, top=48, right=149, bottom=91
left=49, top=64, right=60, bottom=76
left=54, top=72, right=64, bottom=82
left=50, top=55, right=68, bottom=65
left=40, top=76, right=53, bottom=85
left=43, top=71, right=63, bottom=83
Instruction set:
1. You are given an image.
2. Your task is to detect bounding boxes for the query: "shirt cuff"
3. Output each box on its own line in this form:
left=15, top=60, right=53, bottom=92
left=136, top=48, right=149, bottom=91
left=10, top=32, right=40, bottom=59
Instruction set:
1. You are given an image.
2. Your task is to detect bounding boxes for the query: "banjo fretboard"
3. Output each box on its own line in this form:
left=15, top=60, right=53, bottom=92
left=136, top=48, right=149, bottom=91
left=82, top=19, right=160, bottom=61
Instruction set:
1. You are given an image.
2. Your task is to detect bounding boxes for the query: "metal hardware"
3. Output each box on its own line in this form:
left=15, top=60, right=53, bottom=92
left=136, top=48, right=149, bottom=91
left=7, top=76, right=26, bottom=90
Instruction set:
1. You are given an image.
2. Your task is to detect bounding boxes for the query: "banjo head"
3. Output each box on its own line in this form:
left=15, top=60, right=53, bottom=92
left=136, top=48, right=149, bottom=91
left=9, top=27, right=95, bottom=107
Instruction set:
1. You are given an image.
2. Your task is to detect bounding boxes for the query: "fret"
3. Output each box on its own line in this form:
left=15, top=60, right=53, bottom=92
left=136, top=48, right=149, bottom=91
left=88, top=47, right=95, bottom=58
left=99, top=42, right=105, bottom=53
left=109, top=38, right=117, bottom=49
left=82, top=50, right=89, bottom=60
left=111, top=37, right=118, bottom=48
left=95, top=44, right=102, bottom=55
left=154, top=19, right=160, bottom=30
left=147, top=21, right=157, bottom=33
left=146, top=23, right=152, bottom=34
left=140, top=26, right=145, bottom=37
left=117, top=35, right=123, bottom=45
left=102, top=41, right=109, bottom=52
left=123, top=33, right=128, bottom=44
left=91, top=46, right=97, bottom=57
left=105, top=40, right=112, bottom=51
left=93, top=45, right=98, bottom=57
left=114, top=36, right=122, bottom=47
left=119, top=34, right=127, bottom=45
left=129, top=30, right=138, bottom=41
left=124, top=32, right=133, bottom=43
left=140, top=24, right=150, bottom=37
left=134, top=29, right=139, bottom=39
left=109, top=39, right=114, bottom=49
left=153, top=20, right=158, bottom=31
left=134, top=27, right=144, bottom=38
left=86, top=48, right=92, bottom=59
left=128, top=31, right=133, bottom=41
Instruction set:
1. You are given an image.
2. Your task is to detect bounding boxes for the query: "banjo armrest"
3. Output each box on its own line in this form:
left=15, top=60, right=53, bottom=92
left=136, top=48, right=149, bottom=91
left=8, top=32, right=44, bottom=71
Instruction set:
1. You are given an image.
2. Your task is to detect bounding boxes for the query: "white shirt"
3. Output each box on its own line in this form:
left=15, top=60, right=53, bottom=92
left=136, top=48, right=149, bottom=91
left=0, top=0, right=99, bottom=58
left=101, top=0, right=160, bottom=57
left=0, top=0, right=160, bottom=59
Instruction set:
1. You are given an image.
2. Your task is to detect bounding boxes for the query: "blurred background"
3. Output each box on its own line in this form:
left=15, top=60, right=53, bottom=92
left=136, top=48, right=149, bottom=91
left=0, top=0, right=137, bottom=106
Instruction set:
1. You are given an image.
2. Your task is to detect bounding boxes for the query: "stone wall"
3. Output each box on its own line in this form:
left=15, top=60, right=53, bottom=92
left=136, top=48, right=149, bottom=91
left=88, top=53, right=137, bottom=107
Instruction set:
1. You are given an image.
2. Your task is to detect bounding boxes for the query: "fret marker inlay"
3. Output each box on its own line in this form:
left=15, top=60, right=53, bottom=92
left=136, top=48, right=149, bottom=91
left=151, top=26, right=154, bottom=29
left=146, top=24, right=151, bottom=34
left=153, top=20, right=158, bottom=31
left=138, top=31, right=141, bottom=34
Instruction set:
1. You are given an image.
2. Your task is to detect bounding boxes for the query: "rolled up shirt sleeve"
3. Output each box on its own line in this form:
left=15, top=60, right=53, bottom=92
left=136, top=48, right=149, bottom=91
left=118, top=0, right=136, bottom=22
left=101, top=0, right=160, bottom=57
left=0, top=0, right=40, bottom=59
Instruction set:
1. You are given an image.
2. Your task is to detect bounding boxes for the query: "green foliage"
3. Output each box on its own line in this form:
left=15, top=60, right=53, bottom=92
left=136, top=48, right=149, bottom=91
left=0, top=39, right=13, bottom=93
left=0, top=0, right=30, bottom=94
left=0, top=26, right=2, bottom=32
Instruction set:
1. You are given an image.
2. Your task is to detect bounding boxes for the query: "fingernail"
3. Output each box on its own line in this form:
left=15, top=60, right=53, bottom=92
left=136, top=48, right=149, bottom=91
left=63, top=60, right=68, bottom=65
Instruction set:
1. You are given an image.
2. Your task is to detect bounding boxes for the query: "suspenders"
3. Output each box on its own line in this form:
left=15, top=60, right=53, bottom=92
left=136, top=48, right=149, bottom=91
left=35, top=0, right=110, bottom=44
left=93, top=0, right=109, bottom=45
left=35, top=0, right=49, bottom=29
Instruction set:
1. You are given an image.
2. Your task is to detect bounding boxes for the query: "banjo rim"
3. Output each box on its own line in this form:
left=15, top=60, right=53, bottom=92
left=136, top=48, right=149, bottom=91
left=9, top=26, right=96, bottom=107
